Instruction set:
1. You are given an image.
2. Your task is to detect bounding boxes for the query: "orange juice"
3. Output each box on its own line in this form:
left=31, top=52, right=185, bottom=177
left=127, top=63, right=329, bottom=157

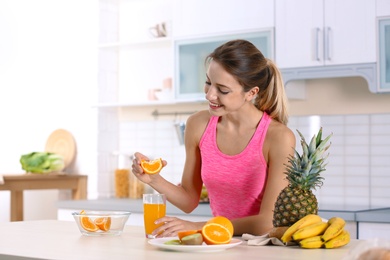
left=143, top=203, right=166, bottom=236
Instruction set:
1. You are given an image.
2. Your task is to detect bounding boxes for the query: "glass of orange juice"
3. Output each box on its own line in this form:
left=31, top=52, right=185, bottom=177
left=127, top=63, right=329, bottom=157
left=143, top=193, right=166, bottom=238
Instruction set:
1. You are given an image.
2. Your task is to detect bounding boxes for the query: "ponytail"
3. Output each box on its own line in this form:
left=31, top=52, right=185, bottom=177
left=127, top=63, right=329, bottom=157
left=254, top=59, right=289, bottom=125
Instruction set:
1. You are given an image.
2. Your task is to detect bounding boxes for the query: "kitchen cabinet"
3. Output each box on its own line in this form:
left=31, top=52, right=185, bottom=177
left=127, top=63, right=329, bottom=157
left=173, top=0, right=274, bottom=38
left=377, top=17, right=390, bottom=92
left=275, top=0, right=376, bottom=69
left=377, top=0, right=390, bottom=17
left=358, top=222, right=390, bottom=240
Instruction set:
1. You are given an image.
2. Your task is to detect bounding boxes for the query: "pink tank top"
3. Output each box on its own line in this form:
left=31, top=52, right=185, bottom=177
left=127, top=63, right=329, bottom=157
left=199, top=113, right=271, bottom=220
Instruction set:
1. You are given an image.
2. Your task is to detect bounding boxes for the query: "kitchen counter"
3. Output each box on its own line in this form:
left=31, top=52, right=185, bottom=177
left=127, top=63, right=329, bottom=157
left=57, top=198, right=390, bottom=223
left=0, top=220, right=361, bottom=260
left=356, top=208, right=390, bottom=223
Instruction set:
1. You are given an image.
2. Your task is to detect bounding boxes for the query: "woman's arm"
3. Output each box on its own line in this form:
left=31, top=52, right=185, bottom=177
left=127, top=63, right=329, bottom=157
left=231, top=122, right=296, bottom=235
left=133, top=111, right=210, bottom=237
left=132, top=111, right=209, bottom=213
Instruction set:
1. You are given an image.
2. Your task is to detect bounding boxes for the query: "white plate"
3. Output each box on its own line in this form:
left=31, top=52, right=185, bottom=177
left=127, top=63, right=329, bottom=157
left=148, top=237, right=242, bottom=253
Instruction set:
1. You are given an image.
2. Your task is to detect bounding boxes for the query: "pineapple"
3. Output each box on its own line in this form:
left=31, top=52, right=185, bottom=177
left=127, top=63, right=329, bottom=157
left=273, top=127, right=332, bottom=227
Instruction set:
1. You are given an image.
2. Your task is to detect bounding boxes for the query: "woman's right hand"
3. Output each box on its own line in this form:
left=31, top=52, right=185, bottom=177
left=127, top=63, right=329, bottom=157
left=131, top=152, right=166, bottom=184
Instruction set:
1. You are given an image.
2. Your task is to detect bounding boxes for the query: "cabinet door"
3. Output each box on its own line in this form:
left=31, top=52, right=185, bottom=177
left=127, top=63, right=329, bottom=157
left=174, top=0, right=274, bottom=38
left=378, top=18, right=390, bottom=92
left=377, top=0, right=390, bottom=17
left=358, top=222, right=390, bottom=240
left=324, top=0, right=376, bottom=65
left=275, top=0, right=323, bottom=68
left=276, top=0, right=376, bottom=69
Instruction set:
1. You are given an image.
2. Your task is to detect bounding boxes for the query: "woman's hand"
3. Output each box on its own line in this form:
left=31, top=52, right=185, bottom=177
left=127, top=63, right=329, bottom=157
left=131, top=152, right=167, bottom=184
left=152, top=216, right=205, bottom=238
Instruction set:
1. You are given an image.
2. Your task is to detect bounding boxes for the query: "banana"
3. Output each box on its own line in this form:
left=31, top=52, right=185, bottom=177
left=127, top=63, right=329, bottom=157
left=298, top=235, right=324, bottom=249
left=324, top=229, right=350, bottom=249
left=321, top=217, right=346, bottom=242
left=292, top=221, right=329, bottom=241
left=281, top=214, right=323, bottom=243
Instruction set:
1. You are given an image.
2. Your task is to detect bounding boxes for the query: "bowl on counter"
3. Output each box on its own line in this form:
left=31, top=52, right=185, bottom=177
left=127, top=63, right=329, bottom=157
left=72, top=210, right=131, bottom=236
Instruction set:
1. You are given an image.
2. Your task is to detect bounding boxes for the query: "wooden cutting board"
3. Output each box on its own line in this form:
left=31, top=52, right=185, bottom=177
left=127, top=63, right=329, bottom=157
left=45, top=129, right=77, bottom=169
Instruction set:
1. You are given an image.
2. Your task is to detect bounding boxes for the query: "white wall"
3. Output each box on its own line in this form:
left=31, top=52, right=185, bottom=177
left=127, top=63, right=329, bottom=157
left=0, top=0, right=99, bottom=222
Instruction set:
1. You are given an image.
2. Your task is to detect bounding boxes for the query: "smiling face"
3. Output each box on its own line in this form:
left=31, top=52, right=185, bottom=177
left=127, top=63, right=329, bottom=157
left=204, top=60, right=258, bottom=117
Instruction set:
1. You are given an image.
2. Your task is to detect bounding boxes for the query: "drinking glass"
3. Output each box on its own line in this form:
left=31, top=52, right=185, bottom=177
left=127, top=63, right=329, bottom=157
left=143, top=193, right=166, bottom=238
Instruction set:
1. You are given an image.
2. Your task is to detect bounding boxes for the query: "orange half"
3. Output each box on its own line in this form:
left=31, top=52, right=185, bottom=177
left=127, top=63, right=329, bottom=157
left=206, top=216, right=234, bottom=237
left=201, top=223, right=232, bottom=245
left=141, top=158, right=163, bottom=174
left=95, top=217, right=111, bottom=232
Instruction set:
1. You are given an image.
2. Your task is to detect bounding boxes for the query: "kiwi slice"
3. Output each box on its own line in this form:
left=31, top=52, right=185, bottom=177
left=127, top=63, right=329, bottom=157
left=164, top=239, right=182, bottom=245
left=181, top=233, right=203, bottom=245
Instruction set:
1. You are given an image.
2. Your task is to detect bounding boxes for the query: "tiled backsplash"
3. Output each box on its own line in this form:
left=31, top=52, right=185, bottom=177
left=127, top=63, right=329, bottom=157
left=99, top=113, right=390, bottom=209
left=288, top=114, right=390, bottom=209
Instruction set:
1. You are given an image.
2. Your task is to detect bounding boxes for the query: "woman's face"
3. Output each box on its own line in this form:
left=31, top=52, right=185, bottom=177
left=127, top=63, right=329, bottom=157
left=204, top=60, right=254, bottom=116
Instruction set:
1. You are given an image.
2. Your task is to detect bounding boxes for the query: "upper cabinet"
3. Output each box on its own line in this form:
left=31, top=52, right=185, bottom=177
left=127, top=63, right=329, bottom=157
left=376, top=0, right=390, bottom=93
left=376, top=0, right=390, bottom=17
left=98, top=0, right=388, bottom=108
left=377, top=17, right=390, bottom=92
left=173, top=0, right=274, bottom=38
left=275, top=0, right=376, bottom=69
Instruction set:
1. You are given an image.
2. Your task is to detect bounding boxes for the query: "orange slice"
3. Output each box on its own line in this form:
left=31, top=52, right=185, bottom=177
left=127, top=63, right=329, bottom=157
left=95, top=217, right=111, bottom=232
left=201, top=223, right=232, bottom=245
left=206, top=216, right=234, bottom=237
left=141, top=158, right=163, bottom=174
left=80, top=215, right=99, bottom=232
left=178, top=230, right=201, bottom=240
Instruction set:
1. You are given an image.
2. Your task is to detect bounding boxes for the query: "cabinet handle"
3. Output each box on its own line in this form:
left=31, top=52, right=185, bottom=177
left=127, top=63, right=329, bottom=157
left=315, top=27, right=321, bottom=61
left=325, top=27, right=332, bottom=61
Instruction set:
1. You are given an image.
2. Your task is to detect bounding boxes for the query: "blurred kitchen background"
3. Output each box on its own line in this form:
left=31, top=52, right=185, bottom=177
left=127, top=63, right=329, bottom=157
left=0, top=0, right=390, bottom=223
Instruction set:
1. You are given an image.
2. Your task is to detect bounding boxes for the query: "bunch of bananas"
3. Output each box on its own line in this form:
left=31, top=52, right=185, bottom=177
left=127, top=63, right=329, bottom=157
left=280, top=214, right=350, bottom=249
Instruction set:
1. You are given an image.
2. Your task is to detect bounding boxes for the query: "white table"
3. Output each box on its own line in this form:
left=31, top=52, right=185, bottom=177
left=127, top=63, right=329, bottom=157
left=0, top=220, right=362, bottom=260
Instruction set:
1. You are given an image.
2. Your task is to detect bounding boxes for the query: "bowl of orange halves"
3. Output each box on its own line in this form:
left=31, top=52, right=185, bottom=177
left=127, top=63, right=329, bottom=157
left=72, top=210, right=131, bottom=236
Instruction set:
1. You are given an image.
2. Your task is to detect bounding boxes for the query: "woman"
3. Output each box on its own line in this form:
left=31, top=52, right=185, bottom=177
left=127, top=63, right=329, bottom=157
left=132, top=39, right=296, bottom=237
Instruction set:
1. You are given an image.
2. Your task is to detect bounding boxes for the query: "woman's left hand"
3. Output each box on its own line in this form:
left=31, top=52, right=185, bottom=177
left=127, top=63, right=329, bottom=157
left=152, top=216, right=205, bottom=238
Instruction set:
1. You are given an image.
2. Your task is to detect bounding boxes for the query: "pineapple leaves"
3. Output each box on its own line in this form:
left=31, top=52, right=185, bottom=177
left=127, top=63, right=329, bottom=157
left=315, top=127, right=323, bottom=146
left=308, top=133, right=317, bottom=154
left=283, top=128, right=333, bottom=191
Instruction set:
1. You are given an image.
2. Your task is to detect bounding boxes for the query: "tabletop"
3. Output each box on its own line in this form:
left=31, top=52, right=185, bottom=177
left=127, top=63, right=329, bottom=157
left=0, top=220, right=363, bottom=260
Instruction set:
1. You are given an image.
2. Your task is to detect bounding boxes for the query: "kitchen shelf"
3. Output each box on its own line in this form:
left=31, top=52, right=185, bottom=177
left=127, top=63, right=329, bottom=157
left=94, top=98, right=207, bottom=108
left=99, top=37, right=172, bottom=49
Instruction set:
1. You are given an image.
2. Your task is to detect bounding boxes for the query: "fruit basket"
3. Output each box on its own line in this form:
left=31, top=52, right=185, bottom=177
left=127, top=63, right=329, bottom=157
left=72, top=210, right=131, bottom=236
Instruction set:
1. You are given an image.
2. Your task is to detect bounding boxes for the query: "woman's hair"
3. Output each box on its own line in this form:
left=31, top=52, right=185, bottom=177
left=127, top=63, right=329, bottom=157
left=206, top=39, right=289, bottom=125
